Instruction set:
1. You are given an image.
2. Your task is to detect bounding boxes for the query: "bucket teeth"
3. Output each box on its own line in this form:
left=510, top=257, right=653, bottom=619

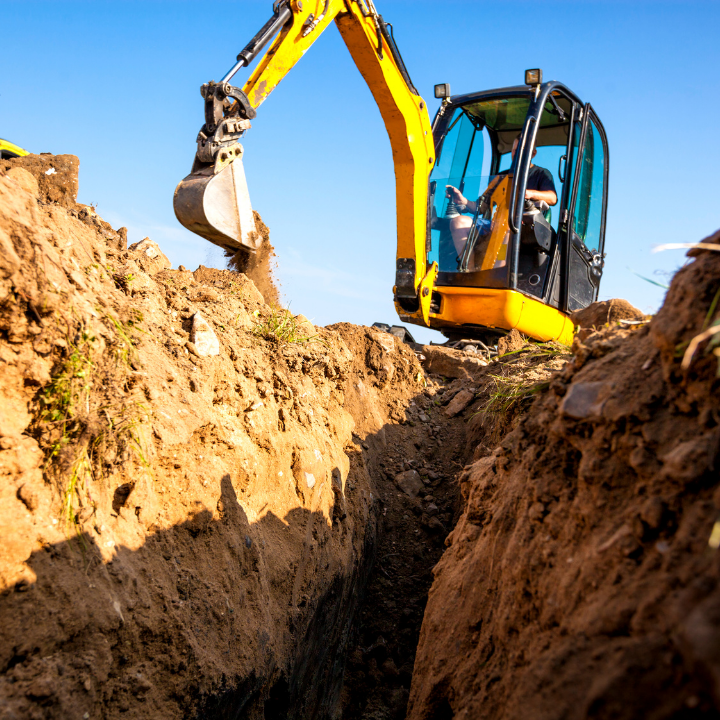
left=173, top=153, right=258, bottom=254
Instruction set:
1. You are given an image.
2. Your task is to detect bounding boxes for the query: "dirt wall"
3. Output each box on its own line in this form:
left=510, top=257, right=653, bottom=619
left=0, top=158, right=431, bottom=719
left=409, top=233, right=720, bottom=719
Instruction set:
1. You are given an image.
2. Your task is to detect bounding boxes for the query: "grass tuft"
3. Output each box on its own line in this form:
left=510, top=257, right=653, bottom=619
left=34, top=312, right=149, bottom=537
left=252, top=306, right=324, bottom=346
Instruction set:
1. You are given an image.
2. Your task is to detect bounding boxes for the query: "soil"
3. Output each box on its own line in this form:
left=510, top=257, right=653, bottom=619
left=2, top=152, right=720, bottom=720
left=409, top=244, right=720, bottom=719
left=0, top=157, right=432, bottom=719
left=225, top=211, right=280, bottom=307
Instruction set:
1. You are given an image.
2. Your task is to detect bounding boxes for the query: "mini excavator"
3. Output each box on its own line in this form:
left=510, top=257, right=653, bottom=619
left=174, top=0, right=609, bottom=345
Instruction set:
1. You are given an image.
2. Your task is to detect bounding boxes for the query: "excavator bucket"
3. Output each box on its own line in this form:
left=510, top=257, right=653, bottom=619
left=173, top=149, right=259, bottom=254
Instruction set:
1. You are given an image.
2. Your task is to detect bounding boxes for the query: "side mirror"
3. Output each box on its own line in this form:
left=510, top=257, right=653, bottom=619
left=434, top=83, right=451, bottom=99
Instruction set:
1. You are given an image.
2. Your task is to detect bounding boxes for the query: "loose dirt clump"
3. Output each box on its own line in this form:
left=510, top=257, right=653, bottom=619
left=0, top=153, right=79, bottom=209
left=408, top=238, right=720, bottom=719
left=225, top=210, right=280, bottom=306
left=571, top=297, right=647, bottom=331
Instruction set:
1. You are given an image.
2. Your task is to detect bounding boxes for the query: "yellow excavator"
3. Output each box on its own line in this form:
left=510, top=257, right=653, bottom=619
left=0, top=138, right=28, bottom=160
left=174, top=0, right=608, bottom=345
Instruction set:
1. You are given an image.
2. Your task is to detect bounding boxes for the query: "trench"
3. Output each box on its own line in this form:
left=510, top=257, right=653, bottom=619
left=336, top=383, right=470, bottom=719
left=191, top=372, right=473, bottom=720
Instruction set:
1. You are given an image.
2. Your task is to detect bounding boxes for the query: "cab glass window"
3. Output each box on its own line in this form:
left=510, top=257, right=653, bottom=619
left=573, top=118, right=606, bottom=251
left=428, top=97, right=538, bottom=284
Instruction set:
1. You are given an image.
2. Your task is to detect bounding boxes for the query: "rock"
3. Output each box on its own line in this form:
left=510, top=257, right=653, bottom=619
left=445, top=389, right=475, bottom=417
left=381, top=657, right=400, bottom=679
left=423, top=516, right=445, bottom=533
left=497, top=329, right=525, bottom=356
left=426, top=503, right=439, bottom=516
left=559, top=381, right=610, bottom=420
left=419, top=413, right=430, bottom=422
left=5, top=167, right=39, bottom=197
left=127, top=237, right=171, bottom=275
left=661, top=434, right=718, bottom=483
left=640, top=497, right=666, bottom=529
left=292, top=447, right=326, bottom=502
left=372, top=331, right=395, bottom=354
left=395, top=470, right=424, bottom=498
left=420, top=345, right=488, bottom=379
left=571, top=298, right=647, bottom=329
left=190, top=313, right=220, bottom=357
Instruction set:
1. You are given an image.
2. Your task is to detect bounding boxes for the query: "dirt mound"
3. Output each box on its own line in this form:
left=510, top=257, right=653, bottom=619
left=0, top=157, right=442, bottom=719
left=225, top=210, right=280, bottom=306
left=409, top=238, right=720, bottom=718
left=571, top=297, right=647, bottom=330
left=0, top=153, right=80, bottom=209
left=7, top=150, right=718, bottom=720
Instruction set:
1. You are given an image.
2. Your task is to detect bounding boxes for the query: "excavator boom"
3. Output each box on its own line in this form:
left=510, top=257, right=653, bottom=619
left=174, top=0, right=437, bottom=322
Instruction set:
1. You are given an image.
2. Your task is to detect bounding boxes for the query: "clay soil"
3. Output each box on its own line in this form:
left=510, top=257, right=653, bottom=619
left=409, top=232, right=720, bottom=719
left=2, top=153, right=720, bottom=720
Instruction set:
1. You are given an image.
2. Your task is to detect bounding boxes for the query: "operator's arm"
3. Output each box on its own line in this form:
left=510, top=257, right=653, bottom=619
left=525, top=188, right=557, bottom=206
left=445, top=185, right=477, bottom=213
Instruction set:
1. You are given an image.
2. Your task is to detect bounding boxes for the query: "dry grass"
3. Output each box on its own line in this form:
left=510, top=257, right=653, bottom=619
left=252, top=306, right=324, bottom=346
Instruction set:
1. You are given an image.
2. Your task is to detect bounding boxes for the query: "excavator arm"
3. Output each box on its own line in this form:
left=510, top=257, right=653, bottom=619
left=173, top=0, right=438, bottom=325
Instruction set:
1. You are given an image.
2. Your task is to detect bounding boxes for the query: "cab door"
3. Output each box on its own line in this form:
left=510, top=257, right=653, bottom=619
left=562, top=105, right=609, bottom=312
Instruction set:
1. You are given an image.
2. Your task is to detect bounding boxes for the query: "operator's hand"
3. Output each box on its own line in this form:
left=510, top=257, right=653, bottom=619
left=525, top=188, right=558, bottom=206
left=445, top=185, right=468, bottom=207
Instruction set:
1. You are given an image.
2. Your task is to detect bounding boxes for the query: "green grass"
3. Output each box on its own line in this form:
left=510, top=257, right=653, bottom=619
left=39, top=330, right=95, bottom=425
left=36, top=312, right=149, bottom=535
left=481, top=374, right=551, bottom=418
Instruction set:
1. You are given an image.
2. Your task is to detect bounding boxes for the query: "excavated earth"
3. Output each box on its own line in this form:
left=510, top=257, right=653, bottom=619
left=1, top=154, right=719, bottom=720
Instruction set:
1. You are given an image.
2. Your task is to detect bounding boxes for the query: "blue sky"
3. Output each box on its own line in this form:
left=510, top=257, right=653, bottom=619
left=2, top=0, right=719, bottom=343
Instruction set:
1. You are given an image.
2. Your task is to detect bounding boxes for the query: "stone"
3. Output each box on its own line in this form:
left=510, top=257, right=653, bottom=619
left=127, top=237, right=171, bottom=275
left=445, top=389, right=475, bottom=417
left=640, top=497, right=665, bottom=529
left=425, top=503, right=439, bottom=516
left=422, top=515, right=445, bottom=533
left=295, top=314, right=316, bottom=336
left=559, top=381, right=610, bottom=420
left=395, top=470, right=424, bottom=498
left=190, top=313, right=220, bottom=357
left=421, top=345, right=488, bottom=379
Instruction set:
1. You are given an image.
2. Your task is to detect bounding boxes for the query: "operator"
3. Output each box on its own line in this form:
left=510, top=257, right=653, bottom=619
left=445, top=136, right=557, bottom=257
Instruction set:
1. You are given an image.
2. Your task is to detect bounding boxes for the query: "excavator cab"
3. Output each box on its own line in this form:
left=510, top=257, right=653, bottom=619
left=421, top=75, right=608, bottom=343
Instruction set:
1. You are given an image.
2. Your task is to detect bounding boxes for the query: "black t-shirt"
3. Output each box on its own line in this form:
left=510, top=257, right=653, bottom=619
left=527, top=165, right=556, bottom=194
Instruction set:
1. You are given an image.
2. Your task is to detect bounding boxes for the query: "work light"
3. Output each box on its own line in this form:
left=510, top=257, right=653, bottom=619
left=525, top=69, right=542, bottom=86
